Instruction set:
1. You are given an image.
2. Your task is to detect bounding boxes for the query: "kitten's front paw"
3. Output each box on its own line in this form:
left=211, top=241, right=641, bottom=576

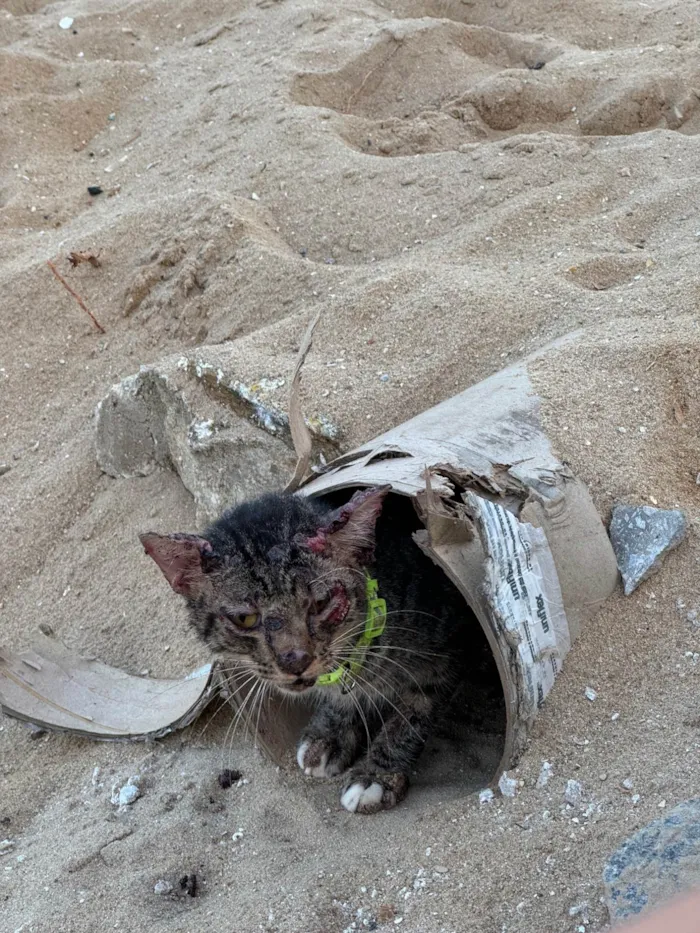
left=340, top=771, right=409, bottom=814
left=296, top=738, right=345, bottom=778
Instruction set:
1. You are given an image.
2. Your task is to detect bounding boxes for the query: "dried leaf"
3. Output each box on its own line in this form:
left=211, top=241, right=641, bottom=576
left=67, top=250, right=102, bottom=268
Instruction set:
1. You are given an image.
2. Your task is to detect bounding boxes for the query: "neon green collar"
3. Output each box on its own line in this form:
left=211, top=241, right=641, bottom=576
left=316, top=574, right=386, bottom=690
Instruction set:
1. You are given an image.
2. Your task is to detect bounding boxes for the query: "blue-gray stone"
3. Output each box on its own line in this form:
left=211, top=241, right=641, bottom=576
left=603, top=799, right=700, bottom=921
left=609, top=504, right=687, bottom=596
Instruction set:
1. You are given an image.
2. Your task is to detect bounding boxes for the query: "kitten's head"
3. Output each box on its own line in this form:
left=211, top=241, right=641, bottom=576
left=140, top=486, right=388, bottom=694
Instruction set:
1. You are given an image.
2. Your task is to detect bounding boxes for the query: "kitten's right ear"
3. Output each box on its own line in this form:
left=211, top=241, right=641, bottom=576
left=139, top=532, right=218, bottom=597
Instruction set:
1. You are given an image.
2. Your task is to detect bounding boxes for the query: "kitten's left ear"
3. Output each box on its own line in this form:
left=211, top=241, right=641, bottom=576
left=300, top=485, right=390, bottom=564
left=139, top=532, right=218, bottom=597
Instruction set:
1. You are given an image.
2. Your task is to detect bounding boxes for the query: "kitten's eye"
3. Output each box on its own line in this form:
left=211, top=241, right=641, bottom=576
left=223, top=611, right=260, bottom=631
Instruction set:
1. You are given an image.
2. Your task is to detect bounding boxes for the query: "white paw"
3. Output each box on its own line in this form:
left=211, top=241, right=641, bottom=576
left=296, top=740, right=311, bottom=771
left=340, top=781, right=384, bottom=813
left=297, top=740, right=339, bottom=778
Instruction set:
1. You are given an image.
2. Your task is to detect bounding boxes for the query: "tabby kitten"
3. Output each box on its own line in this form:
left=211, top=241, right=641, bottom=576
left=141, top=486, right=468, bottom=814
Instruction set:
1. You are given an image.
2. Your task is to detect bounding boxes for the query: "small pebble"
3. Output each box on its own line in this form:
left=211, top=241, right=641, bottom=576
left=536, top=761, right=553, bottom=788
left=154, top=880, right=172, bottom=895
left=565, top=779, right=583, bottom=806
left=59, top=16, right=74, bottom=29
left=0, top=839, right=15, bottom=855
left=584, top=686, right=598, bottom=702
left=622, top=778, right=634, bottom=791
left=87, top=185, right=103, bottom=196
left=118, top=785, right=140, bottom=806
left=0, top=463, right=10, bottom=477
left=479, top=788, right=494, bottom=805
left=111, top=776, right=141, bottom=807
left=498, top=772, right=518, bottom=798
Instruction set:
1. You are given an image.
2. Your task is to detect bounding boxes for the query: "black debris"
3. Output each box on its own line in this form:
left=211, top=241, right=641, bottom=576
left=217, top=768, right=242, bottom=789
left=179, top=874, right=198, bottom=897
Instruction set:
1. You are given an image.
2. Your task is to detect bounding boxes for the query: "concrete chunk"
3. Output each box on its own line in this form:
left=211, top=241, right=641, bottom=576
left=609, top=504, right=687, bottom=596
left=94, top=348, right=341, bottom=523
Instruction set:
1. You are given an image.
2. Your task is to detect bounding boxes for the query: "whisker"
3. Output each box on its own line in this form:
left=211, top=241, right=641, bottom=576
left=345, top=681, right=373, bottom=755
left=229, top=678, right=265, bottom=764
left=197, top=671, right=258, bottom=741
left=253, top=680, right=270, bottom=751
left=348, top=668, right=423, bottom=741
left=382, top=609, right=449, bottom=625
left=356, top=651, right=427, bottom=699
left=221, top=675, right=261, bottom=769
left=375, top=643, right=448, bottom=660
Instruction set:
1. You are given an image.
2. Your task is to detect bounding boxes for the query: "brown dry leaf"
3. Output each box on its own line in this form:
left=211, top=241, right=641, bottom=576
left=67, top=250, right=102, bottom=269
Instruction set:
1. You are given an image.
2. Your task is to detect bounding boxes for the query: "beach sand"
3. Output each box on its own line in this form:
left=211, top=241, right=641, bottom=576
left=1, top=0, right=699, bottom=929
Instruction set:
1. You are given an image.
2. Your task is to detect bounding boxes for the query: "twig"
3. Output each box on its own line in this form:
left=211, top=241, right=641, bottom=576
left=123, top=129, right=141, bottom=147
left=284, top=309, right=322, bottom=493
left=46, top=260, right=106, bottom=333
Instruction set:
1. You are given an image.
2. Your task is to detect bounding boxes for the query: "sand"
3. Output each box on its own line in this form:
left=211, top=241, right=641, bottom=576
left=1, top=0, right=699, bottom=929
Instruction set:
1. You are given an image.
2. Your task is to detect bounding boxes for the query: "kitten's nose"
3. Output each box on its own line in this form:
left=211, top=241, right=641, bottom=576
left=277, top=649, right=312, bottom=676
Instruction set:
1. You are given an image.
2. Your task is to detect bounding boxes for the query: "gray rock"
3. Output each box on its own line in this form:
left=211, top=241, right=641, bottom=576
left=604, top=799, right=700, bottom=921
left=609, top=504, right=687, bottom=595
left=0, top=463, right=10, bottom=477
left=94, top=348, right=339, bottom=524
left=564, top=779, right=583, bottom=806
left=111, top=775, right=142, bottom=807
